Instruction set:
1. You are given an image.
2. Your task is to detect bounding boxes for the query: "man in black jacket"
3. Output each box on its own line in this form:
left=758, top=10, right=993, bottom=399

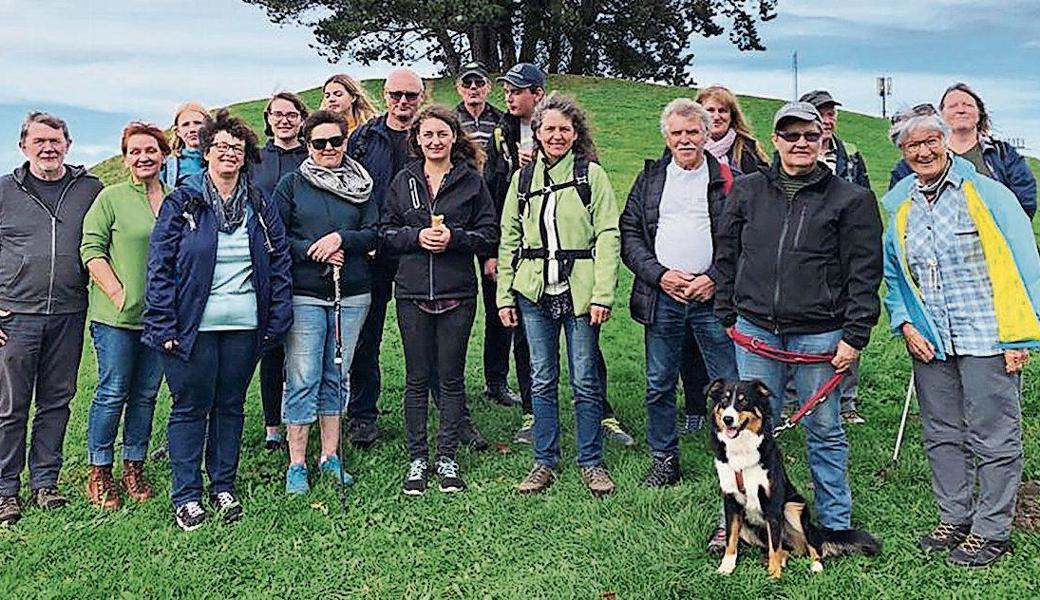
left=620, top=99, right=738, bottom=487
left=714, top=102, right=883, bottom=533
left=0, top=113, right=103, bottom=524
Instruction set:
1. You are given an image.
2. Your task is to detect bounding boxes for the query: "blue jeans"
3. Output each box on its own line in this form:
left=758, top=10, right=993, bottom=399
left=734, top=317, right=851, bottom=529
left=162, top=330, right=258, bottom=507
left=86, top=322, right=163, bottom=465
left=283, top=301, right=369, bottom=425
left=518, top=296, right=603, bottom=468
left=645, top=293, right=737, bottom=458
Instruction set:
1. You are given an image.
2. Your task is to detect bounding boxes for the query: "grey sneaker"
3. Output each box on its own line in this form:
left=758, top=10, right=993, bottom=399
left=0, top=495, right=21, bottom=525
left=513, top=414, right=535, bottom=445
left=601, top=418, right=635, bottom=447
left=32, top=486, right=67, bottom=510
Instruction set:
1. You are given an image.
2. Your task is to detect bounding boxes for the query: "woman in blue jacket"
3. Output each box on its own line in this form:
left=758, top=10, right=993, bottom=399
left=143, top=109, right=293, bottom=532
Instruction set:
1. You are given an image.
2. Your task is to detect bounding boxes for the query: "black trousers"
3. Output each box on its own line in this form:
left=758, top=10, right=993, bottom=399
left=397, top=298, right=476, bottom=461
left=480, top=273, right=532, bottom=399
left=258, top=344, right=284, bottom=428
left=0, top=312, right=85, bottom=496
left=681, top=333, right=709, bottom=417
left=348, top=257, right=395, bottom=423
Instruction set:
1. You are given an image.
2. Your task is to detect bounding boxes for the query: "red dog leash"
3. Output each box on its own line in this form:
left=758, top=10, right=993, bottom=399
left=727, top=327, right=845, bottom=437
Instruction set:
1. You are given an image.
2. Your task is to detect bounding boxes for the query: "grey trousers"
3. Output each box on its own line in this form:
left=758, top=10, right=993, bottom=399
left=0, top=312, right=86, bottom=496
left=913, top=354, right=1023, bottom=540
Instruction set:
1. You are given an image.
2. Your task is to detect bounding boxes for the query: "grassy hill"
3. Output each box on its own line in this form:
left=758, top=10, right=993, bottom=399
left=5, top=76, right=1039, bottom=598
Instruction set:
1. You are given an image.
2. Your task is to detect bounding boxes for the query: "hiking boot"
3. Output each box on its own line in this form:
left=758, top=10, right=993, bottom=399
left=121, top=460, right=154, bottom=502
left=174, top=501, right=208, bottom=532
left=707, top=527, right=727, bottom=554
left=680, top=414, right=704, bottom=435
left=947, top=533, right=1012, bottom=568
left=86, top=465, right=121, bottom=510
left=348, top=418, right=379, bottom=448
left=918, top=521, right=971, bottom=553
left=841, top=409, right=866, bottom=425
left=403, top=458, right=429, bottom=496
left=319, top=455, right=354, bottom=486
left=285, top=464, right=310, bottom=495
left=435, top=456, right=466, bottom=493
left=209, top=491, right=243, bottom=524
left=485, top=384, right=521, bottom=407
left=517, top=464, right=557, bottom=495
left=459, top=420, right=490, bottom=452
left=601, top=417, right=635, bottom=447
left=0, top=496, right=21, bottom=526
left=514, top=413, right=535, bottom=445
left=32, top=486, right=67, bottom=510
left=641, top=455, right=681, bottom=487
left=580, top=464, right=616, bottom=497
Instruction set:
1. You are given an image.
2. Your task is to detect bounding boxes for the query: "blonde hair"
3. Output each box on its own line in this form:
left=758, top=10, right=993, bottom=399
left=322, top=74, right=378, bottom=135
left=695, top=86, right=769, bottom=166
left=169, top=101, right=211, bottom=157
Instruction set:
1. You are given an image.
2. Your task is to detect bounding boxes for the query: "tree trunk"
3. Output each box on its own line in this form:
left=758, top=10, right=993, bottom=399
left=567, top=0, right=598, bottom=75
left=546, top=0, right=563, bottom=73
left=434, top=27, right=462, bottom=74
left=518, top=0, right=546, bottom=63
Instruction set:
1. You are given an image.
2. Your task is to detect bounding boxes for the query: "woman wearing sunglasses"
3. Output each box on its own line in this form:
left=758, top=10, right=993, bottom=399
left=274, top=111, right=377, bottom=495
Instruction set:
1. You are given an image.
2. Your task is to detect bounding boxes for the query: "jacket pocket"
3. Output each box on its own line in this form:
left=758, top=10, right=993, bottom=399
left=0, top=250, right=27, bottom=294
left=50, top=254, right=89, bottom=302
left=780, top=249, right=839, bottom=322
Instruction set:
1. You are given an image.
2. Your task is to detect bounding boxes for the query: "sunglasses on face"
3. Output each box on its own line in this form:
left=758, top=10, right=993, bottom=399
left=387, top=90, right=421, bottom=102
left=775, top=130, right=823, bottom=143
left=310, top=136, right=345, bottom=150
left=461, top=77, right=486, bottom=88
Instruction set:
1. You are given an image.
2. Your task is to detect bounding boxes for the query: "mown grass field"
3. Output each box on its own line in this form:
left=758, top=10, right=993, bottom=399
left=3, top=76, right=1040, bottom=598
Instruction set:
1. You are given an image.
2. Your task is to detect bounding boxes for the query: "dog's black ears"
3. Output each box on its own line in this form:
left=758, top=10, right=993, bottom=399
left=705, top=378, right=728, bottom=398
left=748, top=379, right=773, bottom=399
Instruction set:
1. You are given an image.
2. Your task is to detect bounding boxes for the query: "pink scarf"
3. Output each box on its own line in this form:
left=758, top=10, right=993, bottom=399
left=705, top=128, right=737, bottom=165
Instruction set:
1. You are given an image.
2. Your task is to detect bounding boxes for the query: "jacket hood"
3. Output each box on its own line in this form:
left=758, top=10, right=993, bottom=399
left=262, top=139, right=307, bottom=156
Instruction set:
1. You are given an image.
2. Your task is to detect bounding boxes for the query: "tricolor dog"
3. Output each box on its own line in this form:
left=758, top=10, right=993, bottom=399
left=707, top=379, right=880, bottom=578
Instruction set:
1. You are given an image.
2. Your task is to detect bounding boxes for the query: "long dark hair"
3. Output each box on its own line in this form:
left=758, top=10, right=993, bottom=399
left=408, top=104, right=486, bottom=172
left=530, top=92, right=598, bottom=162
left=940, top=82, right=991, bottom=135
left=263, top=91, right=309, bottom=138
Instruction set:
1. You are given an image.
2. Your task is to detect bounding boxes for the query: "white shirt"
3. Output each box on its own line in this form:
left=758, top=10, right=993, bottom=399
left=654, top=158, right=713, bottom=274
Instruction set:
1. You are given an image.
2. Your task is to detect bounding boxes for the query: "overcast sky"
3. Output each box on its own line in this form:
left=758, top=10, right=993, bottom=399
left=1, top=0, right=1037, bottom=170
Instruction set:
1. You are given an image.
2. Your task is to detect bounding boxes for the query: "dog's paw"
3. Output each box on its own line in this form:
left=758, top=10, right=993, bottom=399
left=810, top=560, right=824, bottom=574
left=716, top=554, right=737, bottom=575
left=768, top=566, right=783, bottom=580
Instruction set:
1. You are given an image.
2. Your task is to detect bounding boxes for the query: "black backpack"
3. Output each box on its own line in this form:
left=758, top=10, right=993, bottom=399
left=516, top=157, right=593, bottom=218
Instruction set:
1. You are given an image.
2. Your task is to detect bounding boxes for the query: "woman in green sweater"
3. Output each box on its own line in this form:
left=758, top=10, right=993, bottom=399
left=80, top=122, right=171, bottom=510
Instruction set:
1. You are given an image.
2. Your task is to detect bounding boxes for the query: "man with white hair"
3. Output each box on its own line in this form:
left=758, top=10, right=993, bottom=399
left=620, top=98, right=738, bottom=487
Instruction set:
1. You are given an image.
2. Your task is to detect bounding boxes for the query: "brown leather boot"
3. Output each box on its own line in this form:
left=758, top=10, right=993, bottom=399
left=86, top=465, right=121, bottom=510
left=121, top=460, right=154, bottom=502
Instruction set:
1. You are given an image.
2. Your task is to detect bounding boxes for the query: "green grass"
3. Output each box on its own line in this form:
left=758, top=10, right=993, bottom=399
left=4, top=76, right=1040, bottom=598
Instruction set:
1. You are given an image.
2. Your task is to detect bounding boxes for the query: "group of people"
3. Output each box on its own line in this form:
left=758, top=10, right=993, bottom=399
left=0, top=62, right=1036, bottom=569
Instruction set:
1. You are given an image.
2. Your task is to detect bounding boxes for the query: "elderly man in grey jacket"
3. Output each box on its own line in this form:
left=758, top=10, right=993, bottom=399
left=0, top=112, right=102, bottom=525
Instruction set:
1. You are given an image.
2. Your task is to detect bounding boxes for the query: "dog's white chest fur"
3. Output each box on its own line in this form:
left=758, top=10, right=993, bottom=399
left=715, top=431, right=770, bottom=526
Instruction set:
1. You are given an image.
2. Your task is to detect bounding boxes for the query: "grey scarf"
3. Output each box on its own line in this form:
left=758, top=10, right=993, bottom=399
left=298, top=156, right=373, bottom=204
left=203, top=173, right=249, bottom=234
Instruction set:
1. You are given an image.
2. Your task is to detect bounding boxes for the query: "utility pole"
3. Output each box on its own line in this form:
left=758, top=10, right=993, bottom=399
left=792, top=52, right=799, bottom=100
left=877, top=76, right=893, bottom=118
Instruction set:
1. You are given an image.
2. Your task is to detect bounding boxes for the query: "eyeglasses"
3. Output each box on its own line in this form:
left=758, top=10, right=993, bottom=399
left=269, top=111, right=301, bottom=122
left=310, top=136, right=345, bottom=150
left=213, top=142, right=246, bottom=157
left=901, top=136, right=944, bottom=154
left=461, top=77, right=486, bottom=88
left=774, top=130, right=823, bottom=143
left=387, top=90, right=422, bottom=102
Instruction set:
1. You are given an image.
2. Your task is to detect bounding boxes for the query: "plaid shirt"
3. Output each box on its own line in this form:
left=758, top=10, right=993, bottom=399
left=904, top=170, right=1001, bottom=356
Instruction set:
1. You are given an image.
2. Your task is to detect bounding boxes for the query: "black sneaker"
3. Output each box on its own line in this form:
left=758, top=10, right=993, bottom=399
left=174, top=501, right=208, bottom=531
left=348, top=419, right=379, bottom=448
left=403, top=459, right=429, bottom=496
left=641, top=455, right=681, bottom=487
left=435, top=456, right=466, bottom=493
left=947, top=533, right=1012, bottom=568
left=485, top=384, right=521, bottom=407
left=918, top=521, right=971, bottom=553
left=459, top=420, right=490, bottom=452
left=31, top=486, right=67, bottom=510
left=0, top=495, right=21, bottom=525
left=209, top=491, right=243, bottom=524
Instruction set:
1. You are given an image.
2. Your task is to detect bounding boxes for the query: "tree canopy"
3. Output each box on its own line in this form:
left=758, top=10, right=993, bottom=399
left=244, top=0, right=778, bottom=85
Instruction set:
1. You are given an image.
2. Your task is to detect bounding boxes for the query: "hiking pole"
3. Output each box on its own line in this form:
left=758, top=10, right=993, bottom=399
left=878, top=373, right=915, bottom=479
left=332, top=264, right=349, bottom=513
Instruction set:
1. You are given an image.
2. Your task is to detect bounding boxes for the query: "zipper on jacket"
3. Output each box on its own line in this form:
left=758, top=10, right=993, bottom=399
left=15, top=173, right=80, bottom=314
left=791, top=204, right=808, bottom=249
left=771, top=198, right=794, bottom=334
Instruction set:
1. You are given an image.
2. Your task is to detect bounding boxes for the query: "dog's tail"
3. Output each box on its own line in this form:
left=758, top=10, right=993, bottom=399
left=820, top=528, right=882, bottom=558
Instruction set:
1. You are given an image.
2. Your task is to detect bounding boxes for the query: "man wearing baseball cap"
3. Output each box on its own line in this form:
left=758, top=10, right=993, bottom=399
left=799, top=89, right=872, bottom=426
left=713, top=101, right=883, bottom=535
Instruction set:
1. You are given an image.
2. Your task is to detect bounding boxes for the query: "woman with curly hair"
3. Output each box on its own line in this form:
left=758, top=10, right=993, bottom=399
left=320, top=74, right=378, bottom=135
left=496, top=93, right=622, bottom=497
left=143, top=109, right=293, bottom=531
left=381, top=105, right=498, bottom=496
left=696, top=85, right=769, bottom=175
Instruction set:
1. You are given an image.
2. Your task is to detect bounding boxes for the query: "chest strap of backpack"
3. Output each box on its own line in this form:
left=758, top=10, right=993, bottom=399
left=514, top=158, right=595, bottom=280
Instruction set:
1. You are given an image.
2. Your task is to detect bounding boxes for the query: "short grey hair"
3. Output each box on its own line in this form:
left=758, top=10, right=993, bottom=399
left=660, top=98, right=711, bottom=137
left=889, top=112, right=950, bottom=147
left=19, top=111, right=70, bottom=146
